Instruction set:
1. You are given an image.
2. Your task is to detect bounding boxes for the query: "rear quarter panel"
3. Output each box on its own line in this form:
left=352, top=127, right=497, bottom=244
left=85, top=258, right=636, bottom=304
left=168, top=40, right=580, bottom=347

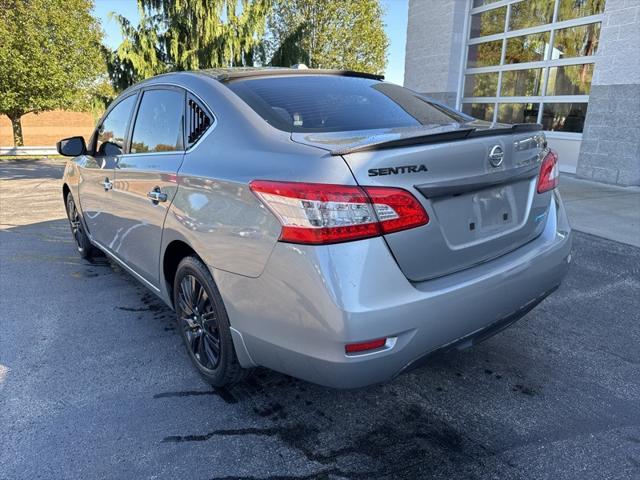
left=160, top=74, right=358, bottom=279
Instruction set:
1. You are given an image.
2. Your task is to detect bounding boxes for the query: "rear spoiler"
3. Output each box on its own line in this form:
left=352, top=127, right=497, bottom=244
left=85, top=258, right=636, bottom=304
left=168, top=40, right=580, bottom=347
left=330, top=123, right=543, bottom=156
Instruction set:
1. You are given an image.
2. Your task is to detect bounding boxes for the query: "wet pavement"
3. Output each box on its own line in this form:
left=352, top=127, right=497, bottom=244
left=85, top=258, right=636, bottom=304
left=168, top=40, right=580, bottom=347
left=1, top=159, right=639, bottom=479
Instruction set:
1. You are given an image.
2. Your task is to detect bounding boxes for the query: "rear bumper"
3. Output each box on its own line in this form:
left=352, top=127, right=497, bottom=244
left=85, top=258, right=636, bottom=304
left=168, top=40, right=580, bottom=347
left=213, top=192, right=572, bottom=388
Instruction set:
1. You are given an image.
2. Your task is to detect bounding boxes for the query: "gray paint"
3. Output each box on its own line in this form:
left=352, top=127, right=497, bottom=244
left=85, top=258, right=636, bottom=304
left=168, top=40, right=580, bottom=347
left=62, top=70, right=572, bottom=388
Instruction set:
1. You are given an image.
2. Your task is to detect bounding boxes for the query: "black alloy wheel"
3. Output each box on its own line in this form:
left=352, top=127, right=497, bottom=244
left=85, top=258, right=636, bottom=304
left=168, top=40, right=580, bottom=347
left=173, top=256, right=248, bottom=386
left=66, top=194, right=93, bottom=259
left=176, top=274, right=222, bottom=370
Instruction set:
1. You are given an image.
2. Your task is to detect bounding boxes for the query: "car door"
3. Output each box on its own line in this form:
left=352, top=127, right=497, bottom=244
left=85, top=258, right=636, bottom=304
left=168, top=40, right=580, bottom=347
left=79, top=93, right=138, bottom=247
left=109, top=86, right=186, bottom=287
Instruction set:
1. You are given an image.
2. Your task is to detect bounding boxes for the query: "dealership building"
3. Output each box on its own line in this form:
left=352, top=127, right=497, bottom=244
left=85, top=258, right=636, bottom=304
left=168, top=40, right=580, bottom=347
left=404, top=0, right=639, bottom=186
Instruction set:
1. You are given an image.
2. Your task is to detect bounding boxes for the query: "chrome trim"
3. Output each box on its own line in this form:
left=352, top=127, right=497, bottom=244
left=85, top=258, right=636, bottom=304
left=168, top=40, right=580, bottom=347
left=123, top=150, right=183, bottom=158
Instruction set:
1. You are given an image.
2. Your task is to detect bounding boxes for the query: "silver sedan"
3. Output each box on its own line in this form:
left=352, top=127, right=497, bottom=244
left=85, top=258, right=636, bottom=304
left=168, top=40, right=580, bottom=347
left=59, top=68, right=572, bottom=388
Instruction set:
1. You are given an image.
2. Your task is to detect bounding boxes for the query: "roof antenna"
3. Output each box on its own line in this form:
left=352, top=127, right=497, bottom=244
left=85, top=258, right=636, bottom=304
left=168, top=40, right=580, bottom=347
left=291, top=64, right=308, bottom=69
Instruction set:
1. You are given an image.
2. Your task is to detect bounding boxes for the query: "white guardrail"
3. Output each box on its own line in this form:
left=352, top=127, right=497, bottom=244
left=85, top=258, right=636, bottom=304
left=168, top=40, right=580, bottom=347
left=0, top=146, right=58, bottom=156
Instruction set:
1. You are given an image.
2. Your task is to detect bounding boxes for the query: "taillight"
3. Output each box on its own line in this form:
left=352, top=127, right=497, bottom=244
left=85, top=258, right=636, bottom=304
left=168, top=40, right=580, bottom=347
left=249, top=180, right=429, bottom=245
left=537, top=150, right=559, bottom=193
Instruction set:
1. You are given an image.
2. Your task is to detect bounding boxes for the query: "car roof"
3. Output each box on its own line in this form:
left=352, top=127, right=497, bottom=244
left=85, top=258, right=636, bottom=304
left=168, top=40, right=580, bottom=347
left=194, top=67, right=385, bottom=82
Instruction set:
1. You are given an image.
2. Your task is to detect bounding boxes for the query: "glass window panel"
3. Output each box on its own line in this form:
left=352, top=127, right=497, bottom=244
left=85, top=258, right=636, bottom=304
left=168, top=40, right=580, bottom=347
left=228, top=77, right=465, bottom=133
left=467, top=40, right=503, bottom=68
left=470, top=6, right=506, bottom=38
left=552, top=23, right=600, bottom=59
left=464, top=72, right=499, bottom=97
left=557, top=0, right=605, bottom=21
left=462, top=103, right=495, bottom=122
left=505, top=31, right=550, bottom=64
left=473, top=0, right=501, bottom=7
left=542, top=103, right=588, bottom=132
left=130, top=90, right=185, bottom=153
left=501, top=68, right=544, bottom=96
left=546, top=64, right=594, bottom=95
left=509, top=0, right=555, bottom=31
left=497, top=103, right=540, bottom=124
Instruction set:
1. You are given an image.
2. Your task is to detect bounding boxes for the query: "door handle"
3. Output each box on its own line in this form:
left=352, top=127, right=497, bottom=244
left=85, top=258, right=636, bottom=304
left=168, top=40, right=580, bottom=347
left=102, top=178, right=113, bottom=191
left=147, top=187, right=168, bottom=203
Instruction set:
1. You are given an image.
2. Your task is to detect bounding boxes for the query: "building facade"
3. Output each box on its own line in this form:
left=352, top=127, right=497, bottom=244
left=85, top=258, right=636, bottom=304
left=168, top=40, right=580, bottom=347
left=404, top=0, right=639, bottom=186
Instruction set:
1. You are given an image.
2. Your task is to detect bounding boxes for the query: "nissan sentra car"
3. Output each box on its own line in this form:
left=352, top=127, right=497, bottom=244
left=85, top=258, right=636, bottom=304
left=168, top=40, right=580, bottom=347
left=58, top=67, right=572, bottom=388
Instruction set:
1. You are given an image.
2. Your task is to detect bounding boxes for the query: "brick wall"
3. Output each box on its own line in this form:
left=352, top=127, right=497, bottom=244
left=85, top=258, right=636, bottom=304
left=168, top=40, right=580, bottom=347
left=0, top=110, right=96, bottom=147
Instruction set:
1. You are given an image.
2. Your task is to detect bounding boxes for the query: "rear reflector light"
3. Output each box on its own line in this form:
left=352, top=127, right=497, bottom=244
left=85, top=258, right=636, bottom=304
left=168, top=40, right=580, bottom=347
left=249, top=180, right=429, bottom=245
left=537, top=149, right=559, bottom=193
left=345, top=338, right=387, bottom=354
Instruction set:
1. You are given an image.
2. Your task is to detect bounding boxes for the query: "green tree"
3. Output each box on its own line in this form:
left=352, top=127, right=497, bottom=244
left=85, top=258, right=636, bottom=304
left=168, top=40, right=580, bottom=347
left=109, top=0, right=270, bottom=90
left=0, top=0, right=106, bottom=146
left=267, top=0, right=388, bottom=75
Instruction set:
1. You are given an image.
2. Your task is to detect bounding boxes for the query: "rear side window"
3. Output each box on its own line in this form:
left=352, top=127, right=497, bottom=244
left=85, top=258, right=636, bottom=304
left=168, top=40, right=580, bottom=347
left=130, top=89, right=185, bottom=153
left=226, top=75, right=466, bottom=133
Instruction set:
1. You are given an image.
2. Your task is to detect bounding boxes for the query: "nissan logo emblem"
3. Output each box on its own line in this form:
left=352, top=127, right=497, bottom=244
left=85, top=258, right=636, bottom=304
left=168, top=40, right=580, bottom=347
left=488, top=145, right=504, bottom=167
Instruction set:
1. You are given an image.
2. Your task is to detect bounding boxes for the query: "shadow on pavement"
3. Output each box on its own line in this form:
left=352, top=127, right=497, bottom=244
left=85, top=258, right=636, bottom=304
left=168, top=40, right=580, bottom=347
left=2, top=216, right=640, bottom=479
left=0, top=158, right=66, bottom=180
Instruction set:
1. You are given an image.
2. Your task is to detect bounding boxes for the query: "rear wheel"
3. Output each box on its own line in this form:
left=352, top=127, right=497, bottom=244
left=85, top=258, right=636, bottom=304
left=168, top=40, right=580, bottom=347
left=173, top=256, right=248, bottom=386
left=65, top=194, right=94, bottom=260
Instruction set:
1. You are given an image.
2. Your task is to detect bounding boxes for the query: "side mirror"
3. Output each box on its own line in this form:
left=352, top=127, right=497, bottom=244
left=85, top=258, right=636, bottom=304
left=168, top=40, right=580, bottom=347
left=57, top=136, right=87, bottom=157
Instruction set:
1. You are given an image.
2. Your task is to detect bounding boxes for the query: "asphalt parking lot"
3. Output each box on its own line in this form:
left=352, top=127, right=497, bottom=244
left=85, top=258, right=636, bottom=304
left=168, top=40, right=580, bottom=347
left=1, top=159, right=639, bottom=480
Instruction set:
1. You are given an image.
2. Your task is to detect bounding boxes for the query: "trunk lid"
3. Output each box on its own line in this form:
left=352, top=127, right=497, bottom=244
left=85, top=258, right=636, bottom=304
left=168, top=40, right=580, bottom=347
left=292, top=123, right=550, bottom=281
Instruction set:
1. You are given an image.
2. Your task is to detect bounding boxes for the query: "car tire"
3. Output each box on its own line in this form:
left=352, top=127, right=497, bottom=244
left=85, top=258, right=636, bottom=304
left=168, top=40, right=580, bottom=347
left=173, top=255, right=249, bottom=386
left=65, top=193, right=94, bottom=260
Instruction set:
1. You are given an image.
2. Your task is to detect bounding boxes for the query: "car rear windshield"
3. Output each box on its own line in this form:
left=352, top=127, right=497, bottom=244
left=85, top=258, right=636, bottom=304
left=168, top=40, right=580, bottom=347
left=225, top=75, right=468, bottom=133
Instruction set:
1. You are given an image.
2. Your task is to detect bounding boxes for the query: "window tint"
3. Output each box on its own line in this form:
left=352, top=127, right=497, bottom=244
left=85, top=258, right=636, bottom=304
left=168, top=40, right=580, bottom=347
left=96, top=94, right=137, bottom=157
left=130, top=89, right=184, bottom=153
left=226, top=76, right=465, bottom=133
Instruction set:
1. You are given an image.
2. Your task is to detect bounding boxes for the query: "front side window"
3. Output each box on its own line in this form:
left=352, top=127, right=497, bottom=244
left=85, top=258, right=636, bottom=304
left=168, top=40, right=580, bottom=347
left=226, top=75, right=466, bottom=133
left=96, top=94, right=137, bottom=157
left=130, top=89, right=185, bottom=153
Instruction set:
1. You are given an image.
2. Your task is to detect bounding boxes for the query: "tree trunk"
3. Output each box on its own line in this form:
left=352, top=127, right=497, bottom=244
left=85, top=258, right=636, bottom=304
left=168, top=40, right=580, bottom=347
left=10, top=115, right=24, bottom=147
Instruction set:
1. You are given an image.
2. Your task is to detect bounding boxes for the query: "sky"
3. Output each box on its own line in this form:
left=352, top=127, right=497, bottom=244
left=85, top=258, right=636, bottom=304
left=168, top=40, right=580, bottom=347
left=93, top=0, right=408, bottom=85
